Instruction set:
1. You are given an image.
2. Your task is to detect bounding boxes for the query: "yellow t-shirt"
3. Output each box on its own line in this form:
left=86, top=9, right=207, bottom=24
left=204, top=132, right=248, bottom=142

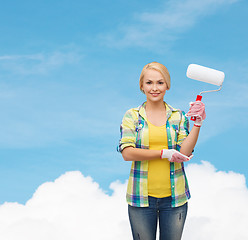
left=147, top=120, right=171, bottom=198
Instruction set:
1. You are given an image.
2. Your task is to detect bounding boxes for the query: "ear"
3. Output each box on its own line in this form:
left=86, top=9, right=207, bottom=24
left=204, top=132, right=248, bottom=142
left=140, top=85, right=144, bottom=93
left=165, top=83, right=169, bottom=90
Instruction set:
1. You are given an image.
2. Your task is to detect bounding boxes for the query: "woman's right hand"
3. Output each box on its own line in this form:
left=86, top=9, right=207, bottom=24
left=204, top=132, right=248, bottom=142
left=161, top=149, right=193, bottom=163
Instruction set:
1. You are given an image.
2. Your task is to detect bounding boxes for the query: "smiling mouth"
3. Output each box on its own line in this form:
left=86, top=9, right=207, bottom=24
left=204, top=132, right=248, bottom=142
left=151, top=93, right=160, bottom=96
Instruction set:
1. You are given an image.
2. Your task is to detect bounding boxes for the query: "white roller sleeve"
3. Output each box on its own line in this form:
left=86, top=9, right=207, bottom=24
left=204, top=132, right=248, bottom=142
left=187, top=64, right=225, bottom=86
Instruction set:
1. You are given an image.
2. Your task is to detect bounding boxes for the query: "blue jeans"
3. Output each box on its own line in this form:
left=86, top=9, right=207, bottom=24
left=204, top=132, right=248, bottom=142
left=128, top=196, right=188, bottom=240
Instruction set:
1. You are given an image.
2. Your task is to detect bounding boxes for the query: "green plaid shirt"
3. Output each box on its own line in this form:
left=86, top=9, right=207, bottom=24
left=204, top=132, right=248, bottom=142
left=118, top=102, right=191, bottom=207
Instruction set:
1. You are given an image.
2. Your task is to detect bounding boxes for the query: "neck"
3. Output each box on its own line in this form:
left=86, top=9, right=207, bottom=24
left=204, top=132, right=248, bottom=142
left=145, top=100, right=166, bottom=111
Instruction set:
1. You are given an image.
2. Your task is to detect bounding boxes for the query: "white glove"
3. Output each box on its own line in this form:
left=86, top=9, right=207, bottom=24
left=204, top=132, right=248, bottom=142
left=160, top=149, right=193, bottom=163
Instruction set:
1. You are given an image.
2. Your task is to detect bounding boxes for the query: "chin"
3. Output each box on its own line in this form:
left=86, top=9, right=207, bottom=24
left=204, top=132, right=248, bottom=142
left=148, top=98, right=164, bottom=102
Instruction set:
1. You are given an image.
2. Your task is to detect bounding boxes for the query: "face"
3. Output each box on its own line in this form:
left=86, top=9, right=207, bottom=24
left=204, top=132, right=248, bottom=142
left=141, top=69, right=168, bottom=103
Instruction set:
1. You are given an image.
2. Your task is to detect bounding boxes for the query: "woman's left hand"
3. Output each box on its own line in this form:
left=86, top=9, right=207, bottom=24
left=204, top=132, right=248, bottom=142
left=186, top=101, right=206, bottom=127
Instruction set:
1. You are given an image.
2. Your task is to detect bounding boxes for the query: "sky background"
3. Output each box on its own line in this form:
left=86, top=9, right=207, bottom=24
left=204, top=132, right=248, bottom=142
left=0, top=0, right=248, bottom=239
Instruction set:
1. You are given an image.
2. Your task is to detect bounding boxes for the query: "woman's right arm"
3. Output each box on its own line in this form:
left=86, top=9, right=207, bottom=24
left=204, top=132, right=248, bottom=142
left=119, top=109, right=161, bottom=162
left=121, top=147, right=161, bottom=162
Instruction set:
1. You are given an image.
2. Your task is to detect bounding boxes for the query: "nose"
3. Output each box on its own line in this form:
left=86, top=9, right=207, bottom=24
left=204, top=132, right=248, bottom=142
left=152, top=83, right=158, bottom=91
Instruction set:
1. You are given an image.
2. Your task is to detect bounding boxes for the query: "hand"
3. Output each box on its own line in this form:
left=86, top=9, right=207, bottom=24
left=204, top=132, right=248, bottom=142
left=160, top=149, right=193, bottom=163
left=186, top=101, right=206, bottom=127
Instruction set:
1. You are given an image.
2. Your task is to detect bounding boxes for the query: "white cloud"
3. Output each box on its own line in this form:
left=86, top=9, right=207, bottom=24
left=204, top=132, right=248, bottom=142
left=0, top=161, right=247, bottom=239
left=0, top=50, right=83, bottom=75
left=0, top=172, right=130, bottom=240
left=184, top=161, right=248, bottom=240
left=101, top=0, right=239, bottom=48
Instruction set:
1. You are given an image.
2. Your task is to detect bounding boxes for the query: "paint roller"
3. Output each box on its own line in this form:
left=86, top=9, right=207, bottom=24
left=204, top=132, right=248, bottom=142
left=186, top=64, right=225, bottom=120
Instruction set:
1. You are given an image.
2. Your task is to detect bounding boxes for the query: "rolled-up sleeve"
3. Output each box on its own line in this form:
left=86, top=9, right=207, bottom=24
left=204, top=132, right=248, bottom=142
left=117, top=109, right=137, bottom=153
left=177, top=111, right=190, bottom=150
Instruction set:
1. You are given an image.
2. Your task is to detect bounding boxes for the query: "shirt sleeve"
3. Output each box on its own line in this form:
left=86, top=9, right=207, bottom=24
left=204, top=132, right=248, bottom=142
left=176, top=111, right=190, bottom=151
left=117, top=109, right=137, bottom=153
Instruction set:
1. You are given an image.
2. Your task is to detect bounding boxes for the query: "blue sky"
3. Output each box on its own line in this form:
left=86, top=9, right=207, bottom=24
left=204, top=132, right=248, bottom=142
left=0, top=0, right=247, bottom=204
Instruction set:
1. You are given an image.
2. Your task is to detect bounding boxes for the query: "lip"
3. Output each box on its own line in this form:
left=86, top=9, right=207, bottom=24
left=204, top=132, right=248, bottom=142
left=150, top=93, right=160, bottom=97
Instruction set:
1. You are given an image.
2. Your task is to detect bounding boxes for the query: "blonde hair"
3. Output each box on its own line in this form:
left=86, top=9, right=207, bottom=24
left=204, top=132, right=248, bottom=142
left=139, top=62, right=171, bottom=93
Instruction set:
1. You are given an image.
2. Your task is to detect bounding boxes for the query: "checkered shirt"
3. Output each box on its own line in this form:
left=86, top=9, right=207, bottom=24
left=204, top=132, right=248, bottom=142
left=117, top=102, right=191, bottom=207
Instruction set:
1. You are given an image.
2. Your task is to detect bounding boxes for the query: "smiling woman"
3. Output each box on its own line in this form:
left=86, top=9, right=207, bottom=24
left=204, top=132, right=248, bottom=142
left=118, top=61, right=206, bottom=240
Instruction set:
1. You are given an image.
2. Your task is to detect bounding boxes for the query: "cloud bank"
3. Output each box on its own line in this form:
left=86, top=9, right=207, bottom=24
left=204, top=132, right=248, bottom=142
left=0, top=161, right=247, bottom=239
left=184, top=161, right=248, bottom=240
left=0, top=172, right=130, bottom=240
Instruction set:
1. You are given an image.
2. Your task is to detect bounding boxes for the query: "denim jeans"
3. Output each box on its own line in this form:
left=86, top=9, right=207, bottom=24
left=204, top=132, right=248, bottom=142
left=128, top=196, right=188, bottom=240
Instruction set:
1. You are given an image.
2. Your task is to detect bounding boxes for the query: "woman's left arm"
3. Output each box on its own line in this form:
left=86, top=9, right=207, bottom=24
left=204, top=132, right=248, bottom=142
left=179, top=101, right=206, bottom=156
left=180, top=126, right=200, bottom=156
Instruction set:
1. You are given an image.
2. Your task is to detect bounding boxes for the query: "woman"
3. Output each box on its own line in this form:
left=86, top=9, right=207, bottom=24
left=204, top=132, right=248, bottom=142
left=117, top=62, right=206, bottom=240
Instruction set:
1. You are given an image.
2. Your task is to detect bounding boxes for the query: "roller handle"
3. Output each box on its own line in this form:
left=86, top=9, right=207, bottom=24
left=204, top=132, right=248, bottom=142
left=191, top=95, right=202, bottom=121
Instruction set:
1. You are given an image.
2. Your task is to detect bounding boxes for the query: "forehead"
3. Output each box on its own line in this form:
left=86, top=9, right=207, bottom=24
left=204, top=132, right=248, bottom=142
left=143, top=69, right=164, bottom=80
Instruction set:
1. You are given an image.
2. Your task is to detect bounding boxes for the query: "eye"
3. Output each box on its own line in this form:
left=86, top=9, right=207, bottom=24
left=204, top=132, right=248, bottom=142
left=145, top=81, right=152, bottom=84
left=158, top=81, right=165, bottom=84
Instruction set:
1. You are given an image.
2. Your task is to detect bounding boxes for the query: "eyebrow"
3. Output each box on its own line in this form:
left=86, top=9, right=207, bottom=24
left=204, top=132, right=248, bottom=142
left=145, top=79, right=164, bottom=81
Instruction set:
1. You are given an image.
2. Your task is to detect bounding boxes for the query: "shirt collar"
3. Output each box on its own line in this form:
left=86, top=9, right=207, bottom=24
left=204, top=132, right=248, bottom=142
left=138, top=101, right=177, bottom=121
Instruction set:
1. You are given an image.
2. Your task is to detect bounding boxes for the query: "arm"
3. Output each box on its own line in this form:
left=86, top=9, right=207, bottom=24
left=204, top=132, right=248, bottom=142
left=180, top=101, right=206, bottom=156
left=122, top=147, right=161, bottom=162
left=180, top=125, right=200, bottom=156
left=118, top=109, right=161, bottom=161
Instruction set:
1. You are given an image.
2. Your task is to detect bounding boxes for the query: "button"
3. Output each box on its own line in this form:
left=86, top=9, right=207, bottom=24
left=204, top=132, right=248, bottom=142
left=171, top=172, right=174, bottom=175
left=172, top=185, right=175, bottom=188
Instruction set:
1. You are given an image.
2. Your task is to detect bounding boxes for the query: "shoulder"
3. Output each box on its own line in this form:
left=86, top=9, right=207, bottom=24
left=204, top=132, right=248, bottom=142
left=121, top=106, right=140, bottom=123
left=124, top=107, right=138, bottom=116
left=122, top=104, right=142, bottom=118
